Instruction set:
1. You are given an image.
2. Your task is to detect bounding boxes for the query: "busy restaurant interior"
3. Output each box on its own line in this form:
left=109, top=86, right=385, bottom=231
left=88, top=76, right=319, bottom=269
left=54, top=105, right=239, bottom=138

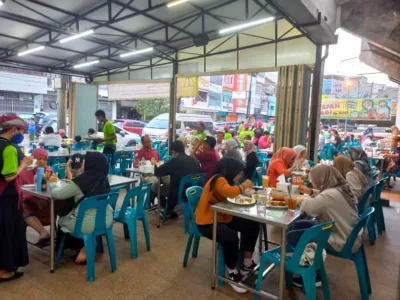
left=1, top=1, right=400, bottom=300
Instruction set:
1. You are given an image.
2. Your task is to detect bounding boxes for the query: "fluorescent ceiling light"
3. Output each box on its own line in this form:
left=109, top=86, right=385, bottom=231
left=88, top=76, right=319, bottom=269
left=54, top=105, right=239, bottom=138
left=120, top=47, right=154, bottom=58
left=167, top=0, right=189, bottom=8
left=219, top=17, right=275, bottom=35
left=60, top=29, right=94, bottom=44
left=18, top=46, right=45, bottom=56
left=73, top=60, right=99, bottom=69
left=0, top=1, right=4, bottom=6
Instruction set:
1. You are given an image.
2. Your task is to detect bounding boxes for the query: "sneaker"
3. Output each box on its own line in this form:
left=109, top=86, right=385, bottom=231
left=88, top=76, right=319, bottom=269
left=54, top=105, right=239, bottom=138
left=292, top=273, right=322, bottom=288
left=240, top=261, right=257, bottom=276
left=227, top=270, right=247, bottom=294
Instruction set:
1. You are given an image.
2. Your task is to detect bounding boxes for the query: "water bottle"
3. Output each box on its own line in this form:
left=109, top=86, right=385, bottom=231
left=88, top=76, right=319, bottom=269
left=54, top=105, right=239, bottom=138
left=36, top=167, right=44, bottom=192
left=139, top=157, right=145, bottom=171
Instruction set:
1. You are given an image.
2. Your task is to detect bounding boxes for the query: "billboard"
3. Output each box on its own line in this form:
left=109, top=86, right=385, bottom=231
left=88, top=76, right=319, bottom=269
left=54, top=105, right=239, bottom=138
left=108, top=82, right=170, bottom=100
left=320, top=98, right=392, bottom=120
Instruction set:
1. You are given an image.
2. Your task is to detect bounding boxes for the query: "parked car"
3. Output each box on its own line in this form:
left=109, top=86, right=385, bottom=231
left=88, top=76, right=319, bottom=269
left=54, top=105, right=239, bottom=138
left=97, top=124, right=141, bottom=147
left=214, top=121, right=239, bottom=133
left=113, top=119, right=147, bottom=136
left=18, top=113, right=34, bottom=124
left=142, top=113, right=214, bottom=140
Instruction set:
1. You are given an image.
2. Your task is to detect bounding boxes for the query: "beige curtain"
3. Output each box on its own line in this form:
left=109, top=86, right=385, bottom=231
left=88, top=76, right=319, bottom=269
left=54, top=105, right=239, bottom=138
left=274, top=65, right=312, bottom=150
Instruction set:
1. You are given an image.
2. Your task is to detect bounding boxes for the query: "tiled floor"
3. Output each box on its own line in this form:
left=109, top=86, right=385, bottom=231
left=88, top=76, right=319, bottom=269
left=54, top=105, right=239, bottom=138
left=1, top=183, right=399, bottom=300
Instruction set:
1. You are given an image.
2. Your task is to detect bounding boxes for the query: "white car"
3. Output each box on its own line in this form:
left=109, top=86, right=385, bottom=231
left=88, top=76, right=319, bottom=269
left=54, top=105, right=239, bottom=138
left=97, top=125, right=141, bottom=147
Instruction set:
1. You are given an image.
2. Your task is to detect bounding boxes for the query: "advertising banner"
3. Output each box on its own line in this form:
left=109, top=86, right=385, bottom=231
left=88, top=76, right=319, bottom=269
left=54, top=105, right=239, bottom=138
left=178, top=77, right=198, bottom=97
left=109, top=82, right=170, bottom=100
left=199, top=76, right=210, bottom=88
left=320, top=98, right=392, bottom=120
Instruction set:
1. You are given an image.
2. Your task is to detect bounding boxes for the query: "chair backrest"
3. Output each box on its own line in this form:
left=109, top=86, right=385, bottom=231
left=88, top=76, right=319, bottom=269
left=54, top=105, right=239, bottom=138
left=372, top=170, right=380, bottom=180
left=73, top=192, right=119, bottom=236
left=257, top=152, right=268, bottom=160
left=288, top=220, right=336, bottom=270
left=177, top=173, right=205, bottom=201
left=357, top=184, right=376, bottom=214
left=118, top=183, right=152, bottom=220
left=73, top=142, right=83, bottom=150
left=44, top=145, right=59, bottom=152
left=52, top=163, right=67, bottom=180
left=340, top=207, right=375, bottom=256
left=117, top=151, right=133, bottom=173
left=252, top=167, right=263, bottom=186
left=185, top=186, right=203, bottom=235
left=163, top=155, right=172, bottom=163
left=308, top=160, right=316, bottom=167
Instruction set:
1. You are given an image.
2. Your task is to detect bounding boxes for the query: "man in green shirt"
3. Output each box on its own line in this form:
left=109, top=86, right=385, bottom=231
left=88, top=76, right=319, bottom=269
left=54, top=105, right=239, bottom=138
left=223, top=124, right=232, bottom=140
left=239, top=123, right=254, bottom=145
left=193, top=121, right=207, bottom=140
left=237, top=121, right=244, bottom=134
left=95, top=109, right=117, bottom=159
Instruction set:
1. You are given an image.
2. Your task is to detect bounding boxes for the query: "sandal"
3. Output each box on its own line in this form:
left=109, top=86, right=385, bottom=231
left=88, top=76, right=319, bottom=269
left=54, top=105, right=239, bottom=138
left=35, top=236, right=50, bottom=248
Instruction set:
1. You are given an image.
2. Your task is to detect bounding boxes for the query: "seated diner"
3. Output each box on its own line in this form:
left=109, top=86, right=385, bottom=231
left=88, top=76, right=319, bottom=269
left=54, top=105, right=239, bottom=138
left=267, top=147, right=297, bottom=187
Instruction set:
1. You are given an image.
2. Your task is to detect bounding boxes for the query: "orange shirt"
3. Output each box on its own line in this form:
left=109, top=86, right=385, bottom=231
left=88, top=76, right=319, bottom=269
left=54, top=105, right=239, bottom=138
left=267, top=160, right=290, bottom=188
left=195, top=176, right=243, bottom=225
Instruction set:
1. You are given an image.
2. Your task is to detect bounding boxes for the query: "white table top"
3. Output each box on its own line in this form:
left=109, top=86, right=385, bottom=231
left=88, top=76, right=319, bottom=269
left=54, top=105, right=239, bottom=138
left=211, top=202, right=302, bottom=228
left=46, top=148, right=139, bottom=158
left=125, top=167, right=155, bottom=176
left=21, top=175, right=137, bottom=200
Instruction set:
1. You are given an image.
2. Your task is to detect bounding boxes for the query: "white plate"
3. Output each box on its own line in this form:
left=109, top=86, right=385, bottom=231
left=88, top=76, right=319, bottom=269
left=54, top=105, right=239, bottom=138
left=266, top=200, right=288, bottom=209
left=227, top=195, right=256, bottom=206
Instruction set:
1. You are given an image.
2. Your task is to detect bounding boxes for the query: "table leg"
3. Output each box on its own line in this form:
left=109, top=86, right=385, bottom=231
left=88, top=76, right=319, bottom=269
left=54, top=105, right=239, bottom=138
left=50, top=199, right=55, bottom=273
left=123, top=183, right=130, bottom=239
left=157, top=176, right=161, bottom=228
left=211, top=210, right=217, bottom=289
left=258, top=224, right=263, bottom=253
left=278, top=227, right=287, bottom=300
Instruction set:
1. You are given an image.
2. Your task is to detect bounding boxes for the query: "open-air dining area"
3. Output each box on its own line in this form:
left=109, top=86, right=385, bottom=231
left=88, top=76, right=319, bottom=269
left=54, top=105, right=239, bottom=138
left=1, top=0, right=400, bottom=300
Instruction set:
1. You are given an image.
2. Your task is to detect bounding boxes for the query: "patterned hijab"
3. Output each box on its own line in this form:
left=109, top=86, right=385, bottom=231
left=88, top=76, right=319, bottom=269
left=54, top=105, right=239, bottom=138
left=310, top=165, right=358, bottom=211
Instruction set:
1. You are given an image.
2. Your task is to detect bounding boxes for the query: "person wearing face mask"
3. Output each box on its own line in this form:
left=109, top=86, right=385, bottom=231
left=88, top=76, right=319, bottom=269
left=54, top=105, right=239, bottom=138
left=195, top=157, right=258, bottom=294
left=0, top=116, right=33, bottom=282
left=11, top=126, right=26, bottom=162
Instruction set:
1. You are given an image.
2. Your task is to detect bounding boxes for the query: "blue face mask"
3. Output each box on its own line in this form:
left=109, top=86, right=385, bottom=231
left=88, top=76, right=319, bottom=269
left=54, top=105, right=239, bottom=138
left=11, top=132, right=24, bottom=144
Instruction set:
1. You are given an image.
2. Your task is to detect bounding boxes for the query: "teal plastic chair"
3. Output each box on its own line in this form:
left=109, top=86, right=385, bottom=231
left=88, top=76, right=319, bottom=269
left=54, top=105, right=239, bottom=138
left=372, top=170, right=380, bottom=180
left=114, top=151, right=133, bottom=175
left=162, top=155, right=172, bottom=163
left=152, top=141, right=161, bottom=155
left=254, top=220, right=336, bottom=300
left=55, top=192, right=119, bottom=281
left=183, top=186, right=226, bottom=285
left=44, top=145, right=59, bottom=152
left=357, top=184, right=377, bottom=245
left=257, top=152, right=270, bottom=170
left=326, top=207, right=375, bottom=300
left=371, top=179, right=386, bottom=235
left=72, top=142, right=83, bottom=150
left=112, top=183, right=151, bottom=258
left=52, top=163, right=67, bottom=180
left=308, top=160, right=316, bottom=167
left=162, top=173, right=205, bottom=234
left=251, top=167, right=263, bottom=186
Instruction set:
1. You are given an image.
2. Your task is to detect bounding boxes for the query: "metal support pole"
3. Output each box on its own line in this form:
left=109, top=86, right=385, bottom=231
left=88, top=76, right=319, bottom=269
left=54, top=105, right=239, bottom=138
left=57, top=76, right=67, bottom=132
left=309, top=45, right=324, bottom=161
left=168, top=56, right=178, bottom=151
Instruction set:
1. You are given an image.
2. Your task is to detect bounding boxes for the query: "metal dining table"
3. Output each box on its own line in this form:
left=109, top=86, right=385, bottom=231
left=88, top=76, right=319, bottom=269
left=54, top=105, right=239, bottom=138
left=21, top=174, right=137, bottom=273
left=125, top=167, right=162, bottom=228
left=210, top=202, right=303, bottom=300
left=46, top=148, right=139, bottom=158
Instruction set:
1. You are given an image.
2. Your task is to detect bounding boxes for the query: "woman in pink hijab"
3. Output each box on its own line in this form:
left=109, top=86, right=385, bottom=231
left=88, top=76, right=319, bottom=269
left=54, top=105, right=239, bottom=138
left=20, top=148, right=54, bottom=246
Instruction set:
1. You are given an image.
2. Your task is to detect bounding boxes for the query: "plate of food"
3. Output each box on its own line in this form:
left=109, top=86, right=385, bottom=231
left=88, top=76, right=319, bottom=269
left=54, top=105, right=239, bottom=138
left=266, top=200, right=288, bottom=209
left=270, top=188, right=288, bottom=201
left=227, top=195, right=256, bottom=206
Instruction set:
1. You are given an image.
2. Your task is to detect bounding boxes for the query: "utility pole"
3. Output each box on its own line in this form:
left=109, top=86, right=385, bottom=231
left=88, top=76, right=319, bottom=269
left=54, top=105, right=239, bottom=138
left=56, top=76, right=68, bottom=132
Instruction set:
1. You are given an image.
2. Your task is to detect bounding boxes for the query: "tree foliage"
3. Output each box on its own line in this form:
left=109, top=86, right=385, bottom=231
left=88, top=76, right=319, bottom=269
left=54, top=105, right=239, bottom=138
left=135, top=98, right=170, bottom=120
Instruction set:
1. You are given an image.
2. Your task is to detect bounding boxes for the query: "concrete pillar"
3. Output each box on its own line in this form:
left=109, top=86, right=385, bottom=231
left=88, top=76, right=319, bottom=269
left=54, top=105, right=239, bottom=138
left=33, top=94, right=43, bottom=113
left=56, top=77, right=67, bottom=131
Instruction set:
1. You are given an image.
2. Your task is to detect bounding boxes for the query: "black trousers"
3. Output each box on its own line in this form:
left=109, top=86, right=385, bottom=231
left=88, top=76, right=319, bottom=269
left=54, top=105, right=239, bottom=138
left=198, top=217, right=260, bottom=269
left=103, top=145, right=116, bottom=165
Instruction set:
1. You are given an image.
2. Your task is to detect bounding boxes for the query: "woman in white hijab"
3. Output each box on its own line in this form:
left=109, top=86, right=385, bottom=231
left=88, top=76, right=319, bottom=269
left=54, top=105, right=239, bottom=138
left=224, top=138, right=243, bottom=163
left=292, top=145, right=310, bottom=171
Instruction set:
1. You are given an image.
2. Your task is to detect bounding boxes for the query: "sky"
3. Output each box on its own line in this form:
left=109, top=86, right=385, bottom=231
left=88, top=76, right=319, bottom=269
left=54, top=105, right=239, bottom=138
left=324, top=29, right=397, bottom=87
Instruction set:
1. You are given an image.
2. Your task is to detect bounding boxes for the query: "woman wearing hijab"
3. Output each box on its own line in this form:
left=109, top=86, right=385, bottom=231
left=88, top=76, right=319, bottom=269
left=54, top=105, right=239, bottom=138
left=195, top=157, right=258, bottom=294
left=48, top=152, right=112, bottom=264
left=348, top=147, right=374, bottom=186
left=243, top=140, right=259, bottom=180
left=333, top=155, right=369, bottom=201
left=0, top=116, right=33, bottom=281
left=223, top=138, right=243, bottom=163
left=267, top=147, right=297, bottom=187
left=292, top=145, right=310, bottom=171
left=297, top=165, right=361, bottom=252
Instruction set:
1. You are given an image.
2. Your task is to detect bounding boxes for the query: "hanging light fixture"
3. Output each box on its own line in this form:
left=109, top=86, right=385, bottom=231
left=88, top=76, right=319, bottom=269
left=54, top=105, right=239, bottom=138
left=167, top=0, right=189, bottom=8
left=60, top=29, right=94, bottom=44
left=18, top=46, right=45, bottom=56
left=219, top=17, right=275, bottom=35
left=73, top=60, right=100, bottom=68
left=120, top=47, right=154, bottom=58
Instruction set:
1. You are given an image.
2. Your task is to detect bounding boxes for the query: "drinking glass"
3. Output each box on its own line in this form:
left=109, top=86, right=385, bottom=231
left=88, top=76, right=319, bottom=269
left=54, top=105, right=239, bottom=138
left=262, top=175, right=269, bottom=188
left=287, top=197, right=297, bottom=211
